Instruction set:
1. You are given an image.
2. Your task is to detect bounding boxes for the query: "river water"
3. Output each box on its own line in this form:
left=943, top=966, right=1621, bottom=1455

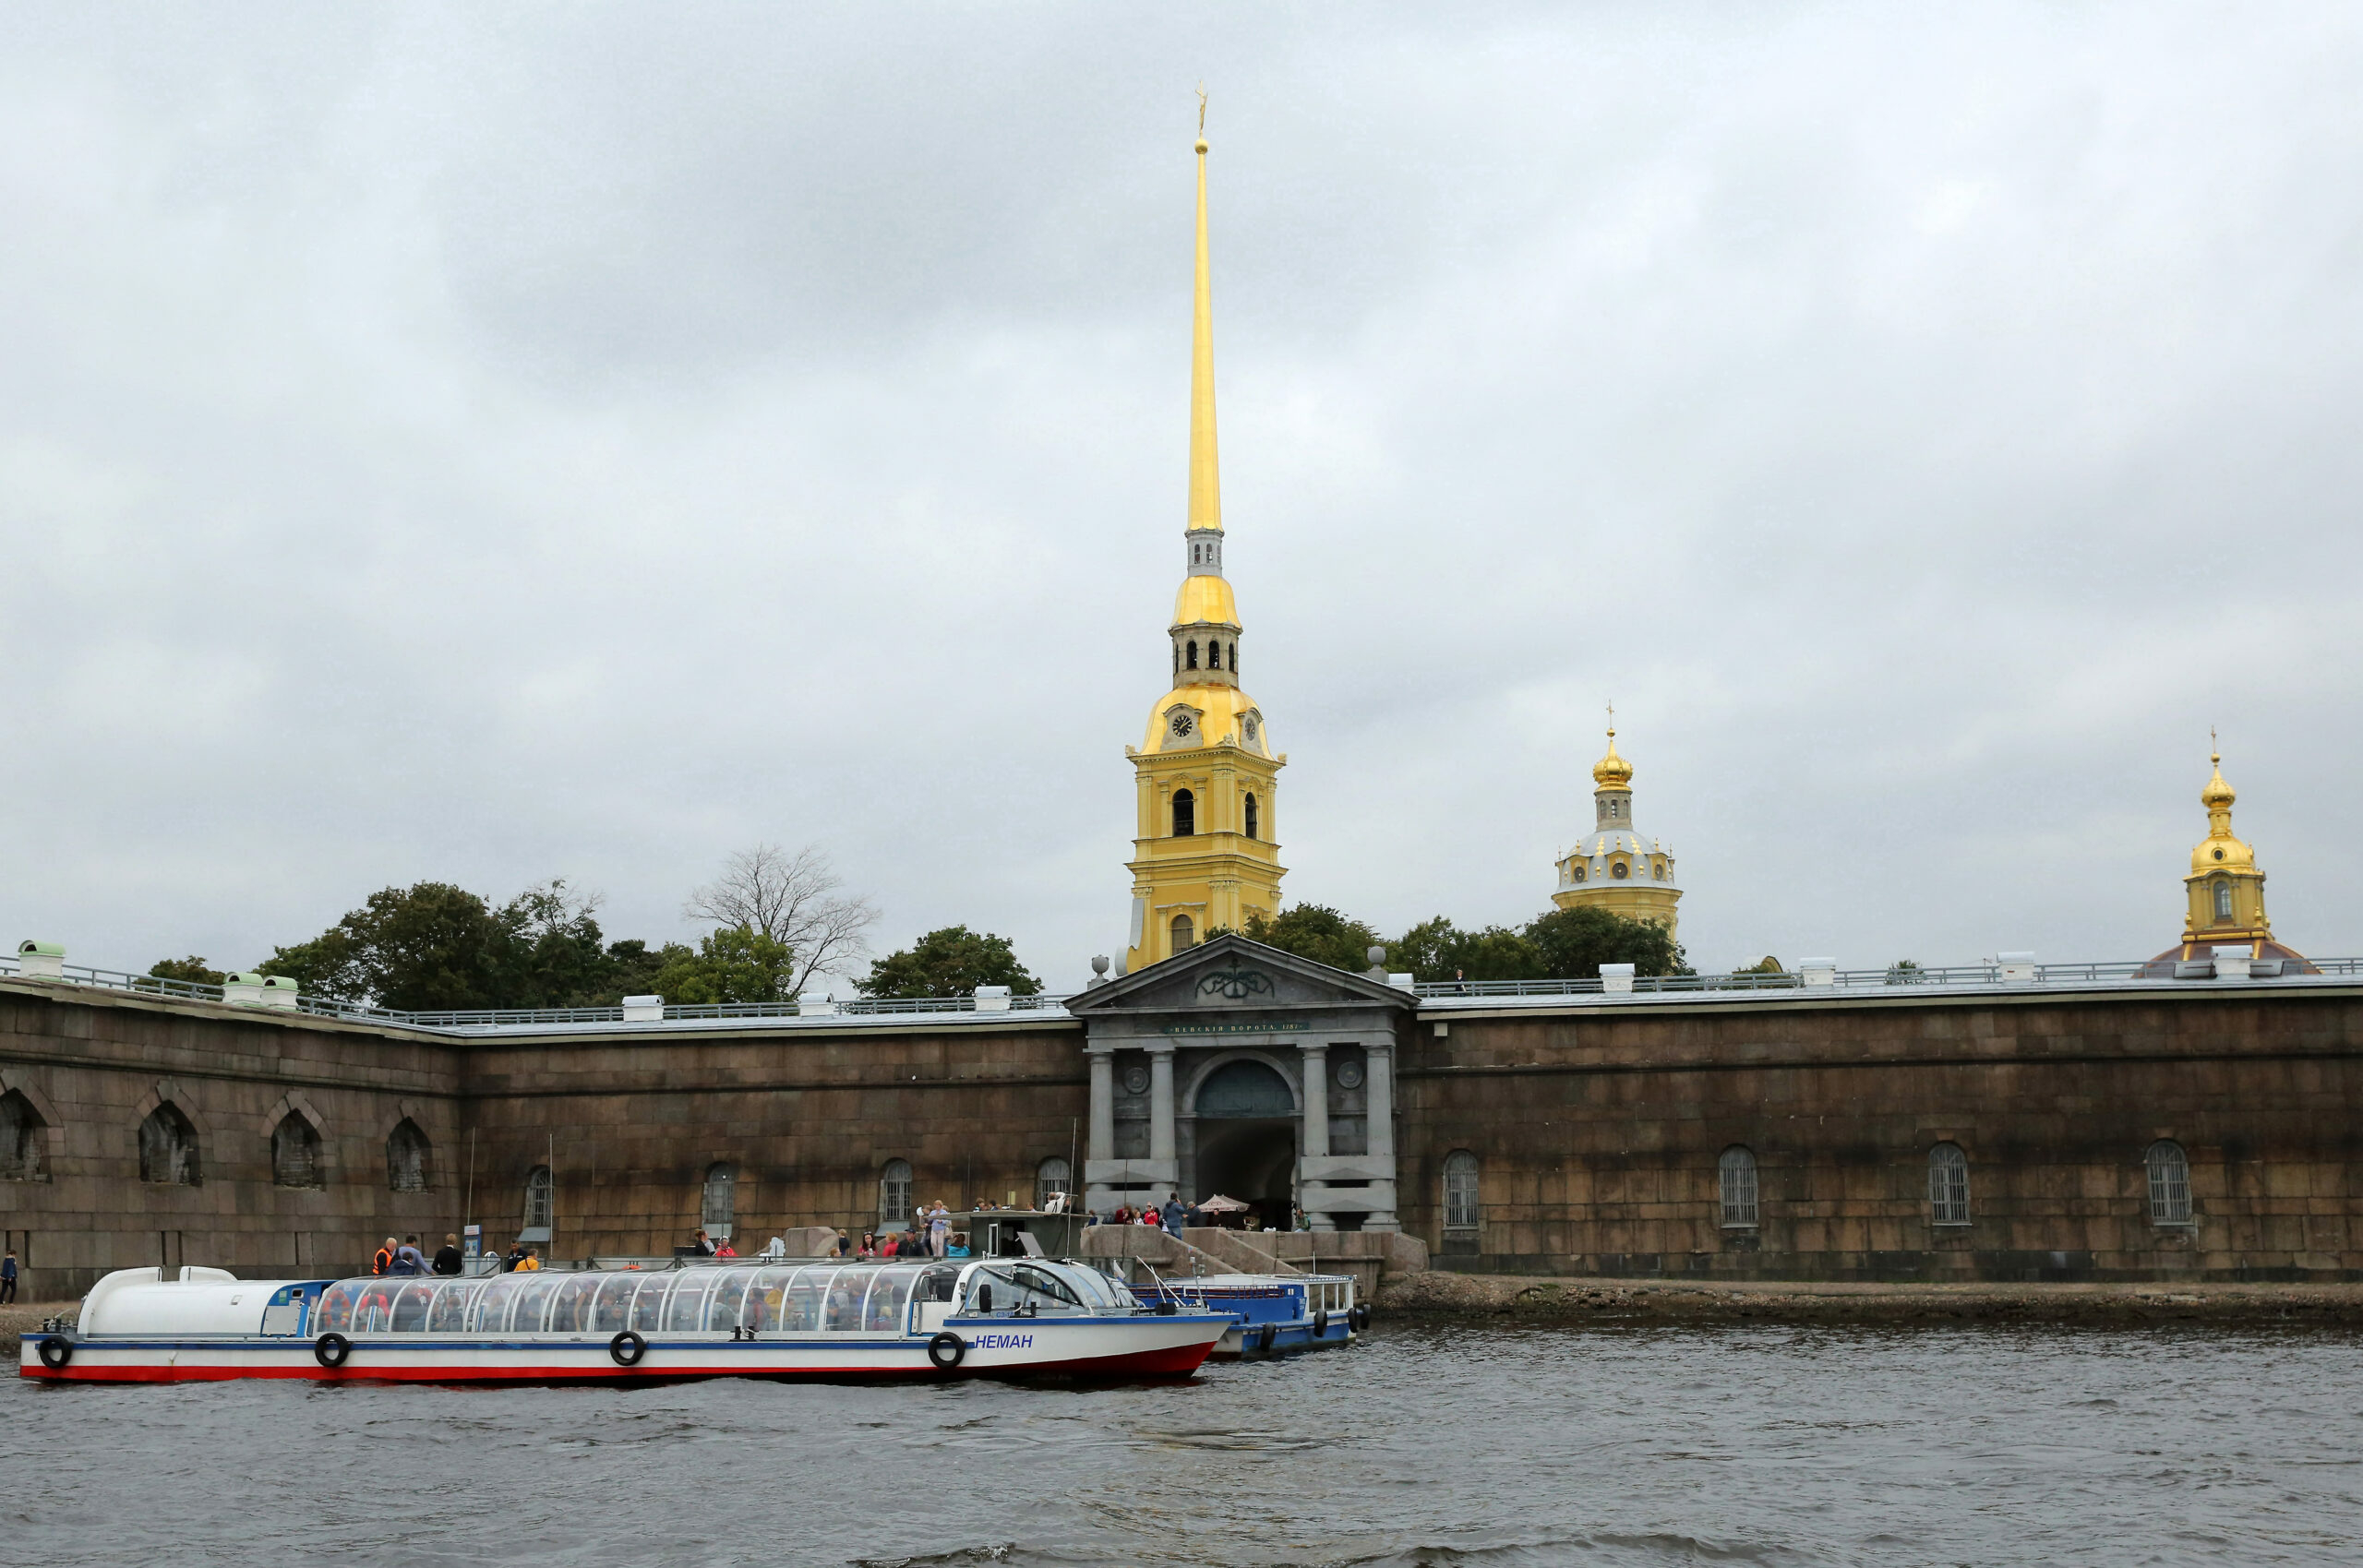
left=9, top=1321, right=2362, bottom=1566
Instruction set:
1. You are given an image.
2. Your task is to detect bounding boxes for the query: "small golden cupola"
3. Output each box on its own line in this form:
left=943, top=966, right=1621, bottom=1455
left=1122, top=114, right=1287, bottom=972
left=2155, top=735, right=2310, bottom=970
left=1553, top=709, right=1680, bottom=938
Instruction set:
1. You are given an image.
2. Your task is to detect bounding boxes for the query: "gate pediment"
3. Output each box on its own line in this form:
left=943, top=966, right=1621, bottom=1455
left=1065, top=933, right=1412, bottom=1019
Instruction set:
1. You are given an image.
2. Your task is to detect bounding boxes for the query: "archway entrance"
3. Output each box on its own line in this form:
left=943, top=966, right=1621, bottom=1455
left=1192, top=1059, right=1297, bottom=1229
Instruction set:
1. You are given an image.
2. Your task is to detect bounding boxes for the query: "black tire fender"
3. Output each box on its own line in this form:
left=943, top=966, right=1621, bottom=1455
left=1257, top=1323, right=1277, bottom=1353
left=608, top=1330, right=647, bottom=1367
left=37, top=1335, right=73, bottom=1371
left=927, top=1331, right=966, bottom=1371
left=1350, top=1303, right=1371, bottom=1332
left=1313, top=1309, right=1329, bottom=1338
left=313, top=1332, right=352, bottom=1369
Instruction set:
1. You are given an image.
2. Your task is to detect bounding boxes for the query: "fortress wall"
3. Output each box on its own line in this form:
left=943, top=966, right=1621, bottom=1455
left=0, top=979, right=466, bottom=1298
left=456, top=1020, right=1090, bottom=1258
left=1397, top=987, right=2363, bottom=1281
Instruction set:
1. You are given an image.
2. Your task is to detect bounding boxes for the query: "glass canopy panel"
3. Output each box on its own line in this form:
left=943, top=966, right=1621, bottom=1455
left=350, top=1282, right=402, bottom=1333
left=507, top=1275, right=558, bottom=1333
left=588, top=1273, right=640, bottom=1333
left=864, top=1270, right=914, bottom=1332
left=468, top=1275, right=525, bottom=1333
left=389, top=1282, right=433, bottom=1333
left=625, top=1274, right=674, bottom=1333
left=823, top=1266, right=878, bottom=1332
left=548, top=1275, right=602, bottom=1334
left=426, top=1280, right=478, bottom=1333
left=316, top=1281, right=363, bottom=1334
left=704, top=1267, right=758, bottom=1332
left=783, top=1267, right=829, bottom=1331
left=665, top=1272, right=714, bottom=1334
left=743, top=1267, right=798, bottom=1333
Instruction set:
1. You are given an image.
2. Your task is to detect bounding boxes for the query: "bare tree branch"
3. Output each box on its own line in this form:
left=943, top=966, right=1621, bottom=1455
left=683, top=843, right=880, bottom=994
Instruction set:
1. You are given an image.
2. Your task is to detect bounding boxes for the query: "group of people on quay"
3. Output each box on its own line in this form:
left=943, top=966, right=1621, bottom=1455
left=350, top=1191, right=1288, bottom=1280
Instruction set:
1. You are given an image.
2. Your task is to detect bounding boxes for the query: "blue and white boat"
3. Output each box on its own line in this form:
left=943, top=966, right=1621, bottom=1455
left=1132, top=1272, right=1365, bottom=1357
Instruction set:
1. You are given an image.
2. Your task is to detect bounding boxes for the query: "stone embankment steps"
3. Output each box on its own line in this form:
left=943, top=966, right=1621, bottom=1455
left=1378, top=1272, right=2363, bottom=1326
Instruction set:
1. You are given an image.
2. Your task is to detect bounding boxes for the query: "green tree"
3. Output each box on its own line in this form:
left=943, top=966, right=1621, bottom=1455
left=1385, top=917, right=1544, bottom=983
left=650, top=926, right=797, bottom=1004
left=1238, top=904, right=1385, bottom=974
left=1526, top=906, right=1687, bottom=980
left=857, top=926, right=1039, bottom=999
left=262, top=881, right=513, bottom=1010
left=148, top=956, right=226, bottom=987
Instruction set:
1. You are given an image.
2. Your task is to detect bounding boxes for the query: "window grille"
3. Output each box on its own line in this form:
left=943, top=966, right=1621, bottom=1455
left=1036, top=1157, right=1071, bottom=1210
left=1443, top=1150, right=1481, bottom=1229
left=702, top=1163, right=736, bottom=1238
left=880, top=1158, right=914, bottom=1227
left=2213, top=880, right=2233, bottom=921
left=272, top=1113, right=320, bottom=1189
left=138, top=1104, right=200, bottom=1186
left=1170, top=914, right=1195, bottom=952
left=523, top=1166, right=554, bottom=1230
left=1719, top=1146, right=1758, bottom=1227
left=1172, top=789, right=1195, bottom=837
left=2147, top=1140, right=2193, bottom=1225
left=387, top=1119, right=429, bottom=1192
left=0, top=1090, right=45, bottom=1181
left=1928, top=1143, right=1970, bottom=1226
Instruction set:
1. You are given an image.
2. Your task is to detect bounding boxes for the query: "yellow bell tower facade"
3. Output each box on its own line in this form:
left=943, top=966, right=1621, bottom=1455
left=1551, top=716, right=1682, bottom=937
left=1123, top=129, right=1286, bottom=972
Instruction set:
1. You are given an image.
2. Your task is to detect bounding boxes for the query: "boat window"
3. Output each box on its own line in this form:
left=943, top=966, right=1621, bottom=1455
left=388, top=1282, right=433, bottom=1333
left=865, top=1270, right=914, bottom=1332
left=589, top=1273, right=640, bottom=1332
left=705, top=1267, right=759, bottom=1332
left=467, top=1275, right=525, bottom=1334
left=508, top=1274, right=558, bottom=1333
left=426, top=1281, right=477, bottom=1333
left=664, top=1272, right=714, bottom=1334
left=916, top=1265, right=960, bottom=1304
left=740, top=1266, right=798, bottom=1333
left=627, top=1274, right=675, bottom=1333
left=972, top=1264, right=1082, bottom=1311
left=316, top=1280, right=361, bottom=1334
left=784, top=1265, right=832, bottom=1332
left=547, top=1274, right=601, bottom=1334
left=824, top=1266, right=874, bottom=1332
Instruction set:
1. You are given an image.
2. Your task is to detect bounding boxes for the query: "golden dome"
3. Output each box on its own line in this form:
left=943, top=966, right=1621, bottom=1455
left=2201, top=750, right=2235, bottom=809
left=1171, top=573, right=1240, bottom=628
left=1592, top=727, right=1633, bottom=789
left=1142, top=682, right=1270, bottom=754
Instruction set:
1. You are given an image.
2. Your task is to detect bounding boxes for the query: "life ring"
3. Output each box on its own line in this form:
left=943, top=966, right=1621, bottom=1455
left=928, top=1331, right=966, bottom=1371
left=1313, top=1309, right=1329, bottom=1338
left=313, top=1332, right=352, bottom=1369
left=37, top=1335, right=73, bottom=1370
left=608, top=1330, right=647, bottom=1367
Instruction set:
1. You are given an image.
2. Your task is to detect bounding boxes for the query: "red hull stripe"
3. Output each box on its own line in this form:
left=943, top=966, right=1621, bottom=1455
left=20, top=1340, right=1214, bottom=1384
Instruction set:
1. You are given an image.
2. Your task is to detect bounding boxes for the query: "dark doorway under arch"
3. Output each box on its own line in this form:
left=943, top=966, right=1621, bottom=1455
left=1192, top=1059, right=1296, bottom=1227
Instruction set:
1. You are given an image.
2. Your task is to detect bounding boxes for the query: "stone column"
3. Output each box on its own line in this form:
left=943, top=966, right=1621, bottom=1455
left=1087, top=1050, right=1114, bottom=1163
left=1365, top=1040, right=1399, bottom=1230
left=1148, top=1047, right=1177, bottom=1171
left=1300, top=1043, right=1333, bottom=1231
left=1300, top=1045, right=1330, bottom=1157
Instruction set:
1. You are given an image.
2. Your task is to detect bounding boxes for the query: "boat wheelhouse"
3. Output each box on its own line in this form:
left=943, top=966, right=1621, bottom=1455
left=1132, top=1272, right=1364, bottom=1358
left=21, top=1258, right=1229, bottom=1384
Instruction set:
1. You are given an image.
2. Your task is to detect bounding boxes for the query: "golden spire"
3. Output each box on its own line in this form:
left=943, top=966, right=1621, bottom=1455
left=1187, top=96, right=1222, bottom=536
left=1593, top=702, right=1633, bottom=787
left=2201, top=727, right=2235, bottom=809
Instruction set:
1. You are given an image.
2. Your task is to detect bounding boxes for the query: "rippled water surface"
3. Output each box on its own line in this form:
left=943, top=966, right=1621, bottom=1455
left=10, top=1322, right=2363, bottom=1566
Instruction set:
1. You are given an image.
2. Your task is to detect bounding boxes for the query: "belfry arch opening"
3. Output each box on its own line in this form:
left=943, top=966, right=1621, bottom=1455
left=1191, top=1059, right=1296, bottom=1228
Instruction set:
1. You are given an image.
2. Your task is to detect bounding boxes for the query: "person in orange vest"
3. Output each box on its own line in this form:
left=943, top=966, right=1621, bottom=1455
left=371, top=1237, right=397, bottom=1275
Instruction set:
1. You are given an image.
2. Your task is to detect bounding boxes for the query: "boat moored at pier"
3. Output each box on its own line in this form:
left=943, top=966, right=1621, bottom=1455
left=21, top=1259, right=1229, bottom=1384
left=1133, top=1273, right=1365, bottom=1358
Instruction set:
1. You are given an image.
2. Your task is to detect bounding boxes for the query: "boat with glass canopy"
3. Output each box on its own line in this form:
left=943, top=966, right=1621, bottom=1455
left=20, top=1258, right=1230, bottom=1384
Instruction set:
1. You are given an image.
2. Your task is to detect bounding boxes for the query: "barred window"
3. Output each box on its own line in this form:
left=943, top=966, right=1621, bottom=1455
left=1719, top=1146, right=1758, bottom=1227
left=523, top=1166, right=554, bottom=1230
left=1170, top=914, right=1195, bottom=952
left=2147, top=1140, right=2193, bottom=1226
left=880, top=1158, right=914, bottom=1227
left=1036, top=1157, right=1072, bottom=1211
left=1443, top=1150, right=1481, bottom=1230
left=272, top=1112, right=321, bottom=1189
left=2213, top=880, right=2233, bottom=921
left=386, top=1119, right=430, bottom=1192
left=1928, top=1143, right=1970, bottom=1226
left=702, top=1162, right=736, bottom=1239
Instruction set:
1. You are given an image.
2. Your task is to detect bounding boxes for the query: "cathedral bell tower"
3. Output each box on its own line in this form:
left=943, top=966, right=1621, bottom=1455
left=1123, top=126, right=1286, bottom=971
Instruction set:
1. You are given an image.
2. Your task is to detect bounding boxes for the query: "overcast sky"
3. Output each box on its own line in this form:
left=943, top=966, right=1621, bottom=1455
left=4, top=4, right=2358, bottom=990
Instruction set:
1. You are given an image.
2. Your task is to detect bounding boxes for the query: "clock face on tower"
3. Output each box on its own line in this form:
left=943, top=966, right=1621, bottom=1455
left=1169, top=712, right=1195, bottom=741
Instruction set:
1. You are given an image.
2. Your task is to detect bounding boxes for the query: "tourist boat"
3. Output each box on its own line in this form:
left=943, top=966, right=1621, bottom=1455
left=1132, top=1272, right=1366, bottom=1358
left=19, top=1258, right=1231, bottom=1384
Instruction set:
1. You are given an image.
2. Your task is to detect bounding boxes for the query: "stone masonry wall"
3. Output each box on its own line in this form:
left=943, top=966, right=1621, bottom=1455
left=1394, top=986, right=2363, bottom=1281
